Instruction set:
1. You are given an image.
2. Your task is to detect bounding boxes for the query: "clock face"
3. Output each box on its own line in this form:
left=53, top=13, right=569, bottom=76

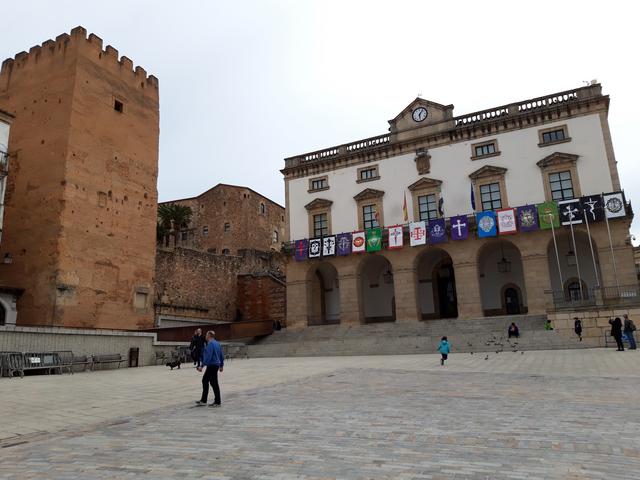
left=412, top=107, right=428, bottom=122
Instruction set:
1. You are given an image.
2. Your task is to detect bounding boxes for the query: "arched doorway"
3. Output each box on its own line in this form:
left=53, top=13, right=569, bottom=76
left=359, top=255, right=395, bottom=323
left=416, top=248, right=458, bottom=320
left=478, top=240, right=527, bottom=317
left=307, top=262, right=340, bottom=326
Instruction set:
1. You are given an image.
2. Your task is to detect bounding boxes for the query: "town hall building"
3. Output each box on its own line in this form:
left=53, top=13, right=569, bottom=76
left=282, top=83, right=636, bottom=329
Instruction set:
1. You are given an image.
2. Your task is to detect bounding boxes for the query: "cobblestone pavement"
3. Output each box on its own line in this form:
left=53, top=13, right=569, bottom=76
left=1, top=349, right=639, bottom=479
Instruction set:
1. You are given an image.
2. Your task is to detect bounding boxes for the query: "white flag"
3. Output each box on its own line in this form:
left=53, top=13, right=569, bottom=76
left=351, top=231, right=366, bottom=253
left=388, top=226, right=403, bottom=249
left=497, top=208, right=517, bottom=234
left=603, top=192, right=626, bottom=219
left=409, top=221, right=427, bottom=246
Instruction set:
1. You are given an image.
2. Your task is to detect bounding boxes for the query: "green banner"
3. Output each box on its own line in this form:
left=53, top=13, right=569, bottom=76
left=366, top=228, right=382, bottom=252
left=537, top=201, right=560, bottom=230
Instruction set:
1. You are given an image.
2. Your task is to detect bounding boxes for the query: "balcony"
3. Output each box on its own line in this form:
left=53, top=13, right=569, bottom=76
left=545, top=284, right=640, bottom=311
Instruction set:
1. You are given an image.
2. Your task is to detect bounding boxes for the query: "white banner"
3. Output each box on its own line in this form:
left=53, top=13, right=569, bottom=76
left=308, top=238, right=321, bottom=258
left=603, top=192, right=626, bottom=219
left=497, top=208, right=517, bottom=234
left=388, top=226, right=403, bottom=249
left=351, top=231, right=366, bottom=253
left=409, top=221, right=427, bottom=246
left=322, top=236, right=336, bottom=256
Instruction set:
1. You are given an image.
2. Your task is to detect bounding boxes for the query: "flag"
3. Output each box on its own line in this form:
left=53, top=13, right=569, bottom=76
left=322, top=235, right=336, bottom=256
left=351, top=231, right=366, bottom=253
left=470, top=183, right=476, bottom=211
left=603, top=191, right=626, bottom=219
left=336, top=233, right=352, bottom=256
left=388, top=225, right=404, bottom=249
left=294, top=239, right=308, bottom=261
left=428, top=218, right=447, bottom=244
left=402, top=193, right=409, bottom=222
left=580, top=195, right=604, bottom=223
left=497, top=208, right=517, bottom=235
left=409, top=221, right=427, bottom=246
left=308, top=238, right=322, bottom=258
left=476, top=211, right=497, bottom=238
left=366, top=228, right=382, bottom=252
left=438, top=197, right=444, bottom=217
left=558, top=199, right=583, bottom=226
left=516, top=205, right=539, bottom=232
left=537, top=201, right=560, bottom=230
left=450, top=215, right=468, bottom=241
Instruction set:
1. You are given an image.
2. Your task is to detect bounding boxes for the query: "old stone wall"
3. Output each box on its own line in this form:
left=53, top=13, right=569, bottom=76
left=237, top=273, right=286, bottom=325
left=549, top=306, right=640, bottom=346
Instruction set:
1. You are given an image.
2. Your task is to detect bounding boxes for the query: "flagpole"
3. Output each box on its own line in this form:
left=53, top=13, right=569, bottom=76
left=568, top=215, right=584, bottom=300
left=603, top=197, right=620, bottom=293
left=582, top=212, right=600, bottom=287
left=549, top=213, right=564, bottom=295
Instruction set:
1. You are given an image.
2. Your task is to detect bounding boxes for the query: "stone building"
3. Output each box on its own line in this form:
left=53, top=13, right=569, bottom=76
left=0, top=27, right=159, bottom=329
left=283, top=83, right=637, bottom=330
left=160, top=184, right=285, bottom=255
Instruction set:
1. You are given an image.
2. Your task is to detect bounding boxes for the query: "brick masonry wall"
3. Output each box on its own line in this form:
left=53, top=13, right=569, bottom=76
left=237, top=274, right=286, bottom=324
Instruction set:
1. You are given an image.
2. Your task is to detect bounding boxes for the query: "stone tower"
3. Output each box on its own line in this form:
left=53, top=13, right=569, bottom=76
left=0, top=26, right=159, bottom=329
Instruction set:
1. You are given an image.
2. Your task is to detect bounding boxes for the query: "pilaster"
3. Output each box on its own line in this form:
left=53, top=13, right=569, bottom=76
left=452, top=260, right=483, bottom=319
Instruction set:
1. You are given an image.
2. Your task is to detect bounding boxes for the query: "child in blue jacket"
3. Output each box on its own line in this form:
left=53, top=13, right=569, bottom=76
left=438, top=336, right=450, bottom=366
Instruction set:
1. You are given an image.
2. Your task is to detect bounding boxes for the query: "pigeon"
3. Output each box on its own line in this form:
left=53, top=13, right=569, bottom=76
left=521, top=351, right=524, bottom=355
left=484, top=355, right=489, bottom=360
left=470, top=352, right=474, bottom=355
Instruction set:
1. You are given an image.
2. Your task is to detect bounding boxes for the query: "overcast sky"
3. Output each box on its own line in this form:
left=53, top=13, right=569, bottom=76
left=3, top=1, right=639, bottom=241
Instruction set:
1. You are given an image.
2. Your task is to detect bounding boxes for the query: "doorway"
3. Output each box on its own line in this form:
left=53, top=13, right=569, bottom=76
left=504, top=287, right=521, bottom=315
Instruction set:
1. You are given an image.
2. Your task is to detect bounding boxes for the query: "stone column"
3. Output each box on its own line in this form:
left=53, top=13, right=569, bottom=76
left=338, top=270, right=361, bottom=326
left=453, top=260, right=483, bottom=319
left=521, top=253, right=550, bottom=315
left=392, top=266, right=420, bottom=322
left=285, top=279, right=308, bottom=330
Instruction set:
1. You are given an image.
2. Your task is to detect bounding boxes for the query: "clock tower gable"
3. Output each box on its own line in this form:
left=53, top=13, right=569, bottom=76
left=389, top=97, right=455, bottom=141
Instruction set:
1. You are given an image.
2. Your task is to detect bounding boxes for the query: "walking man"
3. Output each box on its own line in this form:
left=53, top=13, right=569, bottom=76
left=574, top=317, right=583, bottom=342
left=623, top=314, right=637, bottom=350
left=196, top=331, right=224, bottom=407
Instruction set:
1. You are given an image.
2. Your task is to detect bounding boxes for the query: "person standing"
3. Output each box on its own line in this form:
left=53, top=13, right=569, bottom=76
left=196, top=330, right=224, bottom=407
left=438, top=336, right=450, bottom=366
left=623, top=314, right=637, bottom=350
left=609, top=317, right=624, bottom=351
left=190, top=328, right=205, bottom=368
left=574, top=317, right=583, bottom=342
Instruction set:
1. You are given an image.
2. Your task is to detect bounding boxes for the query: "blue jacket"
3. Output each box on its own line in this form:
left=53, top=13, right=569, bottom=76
left=438, top=340, right=450, bottom=354
left=201, top=339, right=224, bottom=368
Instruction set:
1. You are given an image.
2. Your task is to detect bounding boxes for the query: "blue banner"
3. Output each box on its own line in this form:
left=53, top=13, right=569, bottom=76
left=476, top=211, right=497, bottom=238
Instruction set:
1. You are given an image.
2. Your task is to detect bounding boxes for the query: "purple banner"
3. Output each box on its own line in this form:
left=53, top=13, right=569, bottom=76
left=428, top=218, right=447, bottom=244
left=516, top=205, right=539, bottom=232
left=449, top=215, right=468, bottom=241
left=294, top=239, right=308, bottom=261
left=336, top=233, right=352, bottom=256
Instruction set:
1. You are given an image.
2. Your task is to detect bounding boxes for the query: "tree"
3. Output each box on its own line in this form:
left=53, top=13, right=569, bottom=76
left=157, top=203, right=193, bottom=246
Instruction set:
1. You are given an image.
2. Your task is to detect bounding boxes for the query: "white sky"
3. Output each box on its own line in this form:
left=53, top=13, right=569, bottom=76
left=3, top=1, right=639, bottom=241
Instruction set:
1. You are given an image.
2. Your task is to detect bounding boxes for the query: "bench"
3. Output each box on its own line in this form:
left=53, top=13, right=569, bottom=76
left=54, top=351, right=93, bottom=373
left=22, top=352, right=63, bottom=376
left=91, top=354, right=126, bottom=370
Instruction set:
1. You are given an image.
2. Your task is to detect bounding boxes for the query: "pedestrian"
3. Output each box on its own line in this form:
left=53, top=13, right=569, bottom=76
left=544, top=319, right=554, bottom=331
left=574, top=317, right=583, bottom=342
left=623, top=314, right=637, bottom=350
left=189, top=328, right=205, bottom=368
left=196, top=330, right=224, bottom=407
left=609, top=317, right=624, bottom=351
left=438, top=336, right=450, bottom=366
left=508, top=322, right=520, bottom=339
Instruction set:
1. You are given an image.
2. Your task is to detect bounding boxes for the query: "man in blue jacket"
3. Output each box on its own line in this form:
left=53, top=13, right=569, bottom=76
left=196, top=330, right=224, bottom=407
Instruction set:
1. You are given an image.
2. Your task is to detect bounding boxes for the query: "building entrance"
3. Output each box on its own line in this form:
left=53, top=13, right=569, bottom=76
left=504, top=287, right=521, bottom=315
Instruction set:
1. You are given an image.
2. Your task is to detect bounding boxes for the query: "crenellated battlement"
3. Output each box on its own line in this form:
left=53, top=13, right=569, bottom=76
left=0, top=26, right=158, bottom=91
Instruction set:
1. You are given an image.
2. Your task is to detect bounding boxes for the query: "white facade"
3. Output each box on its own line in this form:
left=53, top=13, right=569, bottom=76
left=288, top=113, right=613, bottom=240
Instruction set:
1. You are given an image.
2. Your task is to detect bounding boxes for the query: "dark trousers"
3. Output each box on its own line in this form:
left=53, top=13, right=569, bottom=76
left=201, top=366, right=221, bottom=404
left=614, top=334, right=624, bottom=351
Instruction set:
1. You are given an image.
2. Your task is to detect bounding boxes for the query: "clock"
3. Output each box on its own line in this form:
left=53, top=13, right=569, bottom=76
left=412, top=107, right=428, bottom=122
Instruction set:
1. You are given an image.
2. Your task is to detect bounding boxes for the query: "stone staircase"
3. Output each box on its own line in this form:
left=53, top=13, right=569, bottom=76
left=246, top=315, right=599, bottom=358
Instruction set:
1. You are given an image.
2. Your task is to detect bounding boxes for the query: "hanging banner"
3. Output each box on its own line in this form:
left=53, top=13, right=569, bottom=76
left=336, top=233, right=352, bottom=256
left=450, top=215, right=468, bottom=241
left=428, top=218, right=447, bottom=244
left=580, top=195, right=604, bottom=223
left=322, top=235, right=336, bottom=256
left=476, top=211, right=497, bottom=238
left=409, top=221, right=427, bottom=246
left=537, top=201, right=560, bottom=230
left=308, top=238, right=322, bottom=258
left=497, top=208, right=517, bottom=235
left=603, top=191, right=626, bottom=219
left=294, top=239, right=308, bottom=261
left=558, top=199, right=583, bottom=226
left=366, top=228, right=382, bottom=252
left=387, top=225, right=404, bottom=249
left=516, top=205, right=539, bottom=232
left=352, top=231, right=366, bottom=253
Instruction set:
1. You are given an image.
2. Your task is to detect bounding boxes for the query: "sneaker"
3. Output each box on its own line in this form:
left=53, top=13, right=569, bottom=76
left=209, top=403, right=221, bottom=408
left=195, top=401, right=207, bottom=406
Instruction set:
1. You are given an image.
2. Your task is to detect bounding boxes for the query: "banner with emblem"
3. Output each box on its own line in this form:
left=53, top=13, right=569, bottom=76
left=450, top=215, right=468, bottom=241
left=497, top=208, right=517, bottom=235
left=366, top=228, right=382, bottom=252
left=476, top=211, right=497, bottom=238
left=322, top=235, right=336, bottom=256
left=580, top=195, right=604, bottom=223
left=387, top=225, right=404, bottom=249
left=516, top=205, right=539, bottom=232
left=409, top=221, right=427, bottom=246
left=294, top=239, right=308, bottom=261
left=603, top=191, right=626, bottom=219
left=558, top=199, right=583, bottom=226
left=336, top=233, right=352, bottom=256
left=308, top=238, right=322, bottom=258
left=537, top=201, right=560, bottom=230
left=351, top=231, right=366, bottom=253
left=428, top=218, right=447, bottom=244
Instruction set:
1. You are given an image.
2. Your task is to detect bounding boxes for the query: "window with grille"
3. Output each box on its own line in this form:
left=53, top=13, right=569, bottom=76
left=474, top=142, right=496, bottom=157
left=202, top=226, right=209, bottom=236
left=313, top=213, right=328, bottom=237
left=360, top=167, right=378, bottom=181
left=480, top=183, right=502, bottom=210
left=362, top=204, right=379, bottom=229
left=542, top=128, right=565, bottom=144
left=224, top=222, right=231, bottom=232
left=310, top=178, right=328, bottom=191
left=418, top=194, right=438, bottom=221
left=549, top=171, right=574, bottom=201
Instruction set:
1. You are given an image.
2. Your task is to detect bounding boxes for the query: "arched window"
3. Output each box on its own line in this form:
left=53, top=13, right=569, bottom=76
left=273, top=230, right=279, bottom=243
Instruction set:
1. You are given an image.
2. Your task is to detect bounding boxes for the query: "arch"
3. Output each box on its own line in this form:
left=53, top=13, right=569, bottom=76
left=477, top=239, right=528, bottom=317
left=306, top=262, right=340, bottom=326
left=415, top=248, right=458, bottom=320
left=546, top=229, right=601, bottom=295
left=358, top=254, right=395, bottom=323
left=563, top=277, right=590, bottom=301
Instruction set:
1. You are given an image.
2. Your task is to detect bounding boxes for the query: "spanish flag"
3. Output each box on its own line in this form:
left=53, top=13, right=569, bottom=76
left=403, top=192, right=409, bottom=222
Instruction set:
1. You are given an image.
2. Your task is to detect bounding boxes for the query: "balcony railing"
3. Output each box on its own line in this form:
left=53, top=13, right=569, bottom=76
left=546, top=284, right=640, bottom=310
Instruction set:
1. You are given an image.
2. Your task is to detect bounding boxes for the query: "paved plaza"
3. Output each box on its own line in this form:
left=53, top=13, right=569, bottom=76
left=1, top=349, right=639, bottom=479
